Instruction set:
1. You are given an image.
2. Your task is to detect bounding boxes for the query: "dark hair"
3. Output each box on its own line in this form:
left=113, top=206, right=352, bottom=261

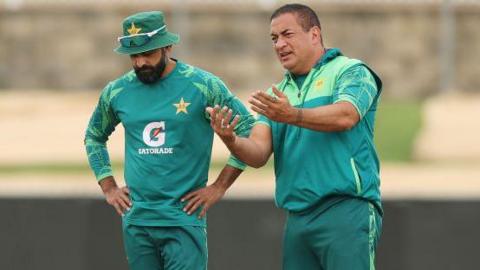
left=270, top=3, right=321, bottom=32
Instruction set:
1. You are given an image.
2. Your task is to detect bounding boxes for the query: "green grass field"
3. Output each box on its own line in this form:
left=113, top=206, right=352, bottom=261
left=0, top=100, right=422, bottom=175
left=374, top=100, right=423, bottom=162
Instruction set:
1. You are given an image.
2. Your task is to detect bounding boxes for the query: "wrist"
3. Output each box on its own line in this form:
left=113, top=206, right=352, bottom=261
left=99, top=177, right=118, bottom=194
left=222, top=133, right=237, bottom=148
left=291, top=108, right=303, bottom=125
left=296, top=108, right=303, bottom=124
left=212, top=180, right=229, bottom=193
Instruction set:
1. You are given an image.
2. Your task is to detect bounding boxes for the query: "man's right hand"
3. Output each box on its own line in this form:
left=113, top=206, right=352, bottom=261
left=105, top=186, right=132, bottom=216
left=99, top=177, right=132, bottom=216
left=206, top=105, right=240, bottom=145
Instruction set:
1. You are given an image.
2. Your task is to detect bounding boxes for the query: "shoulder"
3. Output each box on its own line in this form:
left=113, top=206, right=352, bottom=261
left=177, top=61, right=225, bottom=87
left=99, top=70, right=134, bottom=103
left=325, top=56, right=378, bottom=85
left=323, top=56, right=363, bottom=74
left=105, top=70, right=136, bottom=90
left=340, top=64, right=373, bottom=80
left=326, top=54, right=376, bottom=78
left=336, top=58, right=382, bottom=91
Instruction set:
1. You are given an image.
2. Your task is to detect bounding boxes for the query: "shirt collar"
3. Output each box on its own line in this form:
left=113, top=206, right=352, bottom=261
left=285, top=48, right=342, bottom=78
left=314, top=48, right=343, bottom=69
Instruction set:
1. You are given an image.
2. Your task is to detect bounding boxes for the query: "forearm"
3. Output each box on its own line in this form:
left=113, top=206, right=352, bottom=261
left=292, top=102, right=359, bottom=132
left=207, top=104, right=271, bottom=168
left=85, top=87, right=119, bottom=181
left=85, top=138, right=114, bottom=181
left=224, top=135, right=271, bottom=168
left=211, top=165, right=243, bottom=191
left=182, top=164, right=243, bottom=218
left=98, top=176, right=118, bottom=194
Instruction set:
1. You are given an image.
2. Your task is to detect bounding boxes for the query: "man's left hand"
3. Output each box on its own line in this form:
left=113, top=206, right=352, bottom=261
left=249, top=85, right=298, bottom=124
left=181, top=183, right=227, bottom=219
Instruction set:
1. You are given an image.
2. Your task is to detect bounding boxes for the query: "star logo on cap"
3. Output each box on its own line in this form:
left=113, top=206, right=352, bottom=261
left=173, top=98, right=191, bottom=114
left=127, top=22, right=142, bottom=35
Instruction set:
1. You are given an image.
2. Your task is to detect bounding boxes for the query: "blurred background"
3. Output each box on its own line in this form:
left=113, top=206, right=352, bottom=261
left=1, top=0, right=480, bottom=269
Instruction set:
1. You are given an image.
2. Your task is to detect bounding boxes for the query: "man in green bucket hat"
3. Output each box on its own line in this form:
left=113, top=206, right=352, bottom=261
left=84, top=11, right=254, bottom=269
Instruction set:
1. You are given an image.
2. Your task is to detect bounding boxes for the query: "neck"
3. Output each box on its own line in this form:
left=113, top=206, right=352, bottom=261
left=311, top=46, right=326, bottom=68
left=292, top=47, right=326, bottom=76
left=161, top=58, right=177, bottom=78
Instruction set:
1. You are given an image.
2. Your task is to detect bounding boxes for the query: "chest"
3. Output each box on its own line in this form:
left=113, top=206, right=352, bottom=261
left=113, top=83, right=207, bottom=132
left=283, top=71, right=336, bottom=108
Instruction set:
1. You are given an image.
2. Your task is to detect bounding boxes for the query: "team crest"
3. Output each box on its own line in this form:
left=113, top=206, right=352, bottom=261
left=127, top=22, right=142, bottom=35
left=314, top=79, right=324, bottom=90
left=173, top=98, right=191, bottom=114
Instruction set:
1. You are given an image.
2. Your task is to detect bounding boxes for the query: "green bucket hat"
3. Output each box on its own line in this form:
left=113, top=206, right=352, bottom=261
left=114, top=11, right=180, bottom=55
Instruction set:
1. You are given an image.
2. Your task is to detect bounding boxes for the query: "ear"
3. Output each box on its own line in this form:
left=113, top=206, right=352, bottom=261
left=163, top=46, right=173, bottom=55
left=311, top=26, right=322, bottom=45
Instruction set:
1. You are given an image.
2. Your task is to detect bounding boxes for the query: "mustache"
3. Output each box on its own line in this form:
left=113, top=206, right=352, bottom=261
left=135, top=65, right=155, bottom=73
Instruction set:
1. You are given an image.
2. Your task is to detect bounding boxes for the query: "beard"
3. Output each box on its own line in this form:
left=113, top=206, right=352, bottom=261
left=134, top=52, right=168, bottom=84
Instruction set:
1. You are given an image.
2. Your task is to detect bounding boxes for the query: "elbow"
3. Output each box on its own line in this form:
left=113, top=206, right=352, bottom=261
left=335, top=109, right=360, bottom=131
left=332, top=102, right=360, bottom=131
left=343, top=117, right=357, bottom=130
left=249, top=159, right=267, bottom=169
left=84, top=135, right=95, bottom=146
left=337, top=117, right=357, bottom=131
left=249, top=163, right=262, bottom=169
left=84, top=131, right=96, bottom=144
left=244, top=155, right=269, bottom=169
left=83, top=136, right=90, bottom=146
left=234, top=139, right=271, bottom=168
left=84, top=134, right=106, bottom=146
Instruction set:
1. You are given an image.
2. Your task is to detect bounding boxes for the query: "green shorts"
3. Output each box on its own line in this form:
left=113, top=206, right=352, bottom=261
left=282, top=197, right=382, bottom=270
left=122, top=221, right=208, bottom=270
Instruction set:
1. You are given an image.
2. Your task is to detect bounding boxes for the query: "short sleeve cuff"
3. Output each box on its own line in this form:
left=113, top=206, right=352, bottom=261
left=334, top=96, right=364, bottom=119
left=254, top=120, right=271, bottom=127
left=227, top=155, right=247, bottom=170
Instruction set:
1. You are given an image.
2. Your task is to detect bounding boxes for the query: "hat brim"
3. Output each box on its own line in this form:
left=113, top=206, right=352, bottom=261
left=114, top=32, right=180, bottom=55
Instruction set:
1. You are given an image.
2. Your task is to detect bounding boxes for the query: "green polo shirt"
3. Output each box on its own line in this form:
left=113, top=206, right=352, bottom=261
left=258, top=48, right=382, bottom=214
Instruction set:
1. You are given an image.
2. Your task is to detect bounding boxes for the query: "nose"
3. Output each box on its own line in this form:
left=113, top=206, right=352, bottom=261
left=132, top=55, right=147, bottom=68
left=275, top=37, right=287, bottom=50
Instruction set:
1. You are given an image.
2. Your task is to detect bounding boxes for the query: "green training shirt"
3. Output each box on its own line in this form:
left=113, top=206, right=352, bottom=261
left=258, top=48, right=383, bottom=214
left=85, top=60, right=254, bottom=227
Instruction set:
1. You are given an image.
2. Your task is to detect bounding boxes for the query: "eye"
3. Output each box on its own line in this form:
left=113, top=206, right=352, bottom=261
left=271, top=36, right=278, bottom=43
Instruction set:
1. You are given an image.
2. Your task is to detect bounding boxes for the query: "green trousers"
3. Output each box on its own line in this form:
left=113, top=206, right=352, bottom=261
left=122, top=222, right=207, bottom=270
left=282, top=197, right=382, bottom=270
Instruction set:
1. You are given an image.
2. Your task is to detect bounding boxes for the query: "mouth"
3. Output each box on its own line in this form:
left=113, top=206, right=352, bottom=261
left=136, top=67, right=154, bottom=74
left=278, top=51, right=292, bottom=62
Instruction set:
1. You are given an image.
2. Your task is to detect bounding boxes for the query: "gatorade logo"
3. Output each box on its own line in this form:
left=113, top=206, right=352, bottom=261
left=139, top=122, right=174, bottom=155
left=142, top=122, right=166, bottom=147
